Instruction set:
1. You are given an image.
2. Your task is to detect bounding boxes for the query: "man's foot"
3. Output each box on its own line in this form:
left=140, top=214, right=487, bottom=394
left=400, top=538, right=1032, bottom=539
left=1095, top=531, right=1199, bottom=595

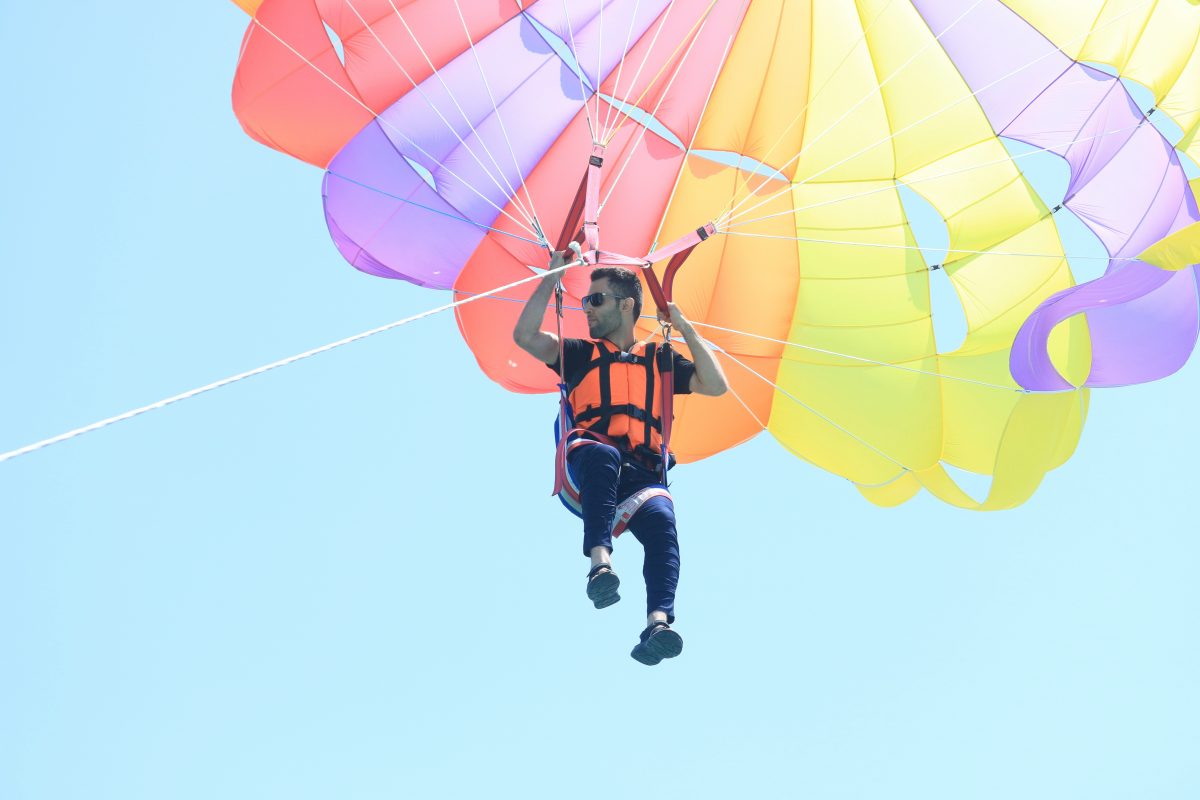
left=586, top=563, right=620, bottom=609
left=630, top=622, right=683, bottom=666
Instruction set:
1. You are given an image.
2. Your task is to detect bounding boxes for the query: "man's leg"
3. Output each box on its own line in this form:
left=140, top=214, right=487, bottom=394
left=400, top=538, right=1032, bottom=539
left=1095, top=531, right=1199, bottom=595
left=626, top=495, right=680, bottom=625
left=567, top=443, right=622, bottom=560
left=626, top=495, right=683, bottom=665
left=567, top=443, right=623, bottom=608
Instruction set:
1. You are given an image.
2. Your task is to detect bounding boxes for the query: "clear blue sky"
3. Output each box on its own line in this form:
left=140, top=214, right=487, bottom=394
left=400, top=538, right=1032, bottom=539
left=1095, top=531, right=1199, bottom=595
left=2, top=4, right=1198, bottom=799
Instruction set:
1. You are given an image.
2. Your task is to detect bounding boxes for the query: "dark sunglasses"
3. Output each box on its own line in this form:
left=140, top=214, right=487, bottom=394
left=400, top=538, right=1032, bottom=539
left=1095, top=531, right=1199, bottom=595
left=582, top=292, right=627, bottom=308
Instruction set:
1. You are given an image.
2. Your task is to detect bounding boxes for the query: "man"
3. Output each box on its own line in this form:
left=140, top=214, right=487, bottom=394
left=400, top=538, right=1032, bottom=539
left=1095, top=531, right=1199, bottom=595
left=513, top=249, right=728, bottom=665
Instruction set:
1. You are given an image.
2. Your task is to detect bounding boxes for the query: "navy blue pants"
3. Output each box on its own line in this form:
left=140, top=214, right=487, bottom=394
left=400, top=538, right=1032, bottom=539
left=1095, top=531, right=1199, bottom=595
left=568, top=443, right=679, bottom=622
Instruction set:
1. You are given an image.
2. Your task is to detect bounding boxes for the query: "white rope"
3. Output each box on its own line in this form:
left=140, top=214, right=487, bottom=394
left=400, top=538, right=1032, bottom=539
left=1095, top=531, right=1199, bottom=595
left=697, top=330, right=916, bottom=491
left=714, top=344, right=912, bottom=470
left=715, top=366, right=768, bottom=431
left=719, top=0, right=1158, bottom=229
left=597, top=0, right=679, bottom=145
left=347, top=0, right=538, bottom=231
left=0, top=261, right=583, bottom=465
left=603, top=0, right=720, bottom=147
left=714, top=0, right=899, bottom=222
left=688, top=320, right=1028, bottom=393
left=450, top=0, right=547, bottom=239
left=598, top=0, right=647, bottom=141
left=250, top=16, right=539, bottom=239
left=600, top=0, right=719, bottom=211
left=448, top=0, right=547, bottom=237
left=645, top=0, right=748, bottom=250
left=595, top=0, right=606, bottom=139
left=724, top=116, right=1163, bottom=232
left=717, top=229, right=1136, bottom=262
left=719, top=0, right=987, bottom=224
left=559, top=0, right=600, bottom=144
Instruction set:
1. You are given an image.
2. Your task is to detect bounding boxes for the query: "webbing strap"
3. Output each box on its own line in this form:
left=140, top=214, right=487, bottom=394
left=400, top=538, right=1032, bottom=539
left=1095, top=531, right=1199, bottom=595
left=612, top=486, right=673, bottom=537
left=584, top=144, right=605, bottom=252
left=596, top=341, right=614, bottom=436
left=645, top=223, right=715, bottom=265
left=574, top=404, right=663, bottom=431
left=553, top=427, right=622, bottom=497
left=657, top=342, right=675, bottom=486
left=556, top=166, right=590, bottom=252
left=643, top=342, right=657, bottom=454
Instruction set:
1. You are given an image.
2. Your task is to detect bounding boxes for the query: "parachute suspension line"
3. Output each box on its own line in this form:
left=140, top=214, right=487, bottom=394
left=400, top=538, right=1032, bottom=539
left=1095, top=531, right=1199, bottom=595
left=717, top=230, right=1144, bottom=263
left=353, top=0, right=537, bottom=232
left=718, top=0, right=1159, bottom=230
left=235, top=13, right=255, bottom=66
left=645, top=0, right=746, bottom=250
left=714, top=347, right=913, bottom=471
left=248, top=17, right=539, bottom=240
left=0, top=258, right=588, bottom=466
left=596, top=0, right=606, bottom=142
left=450, top=0, right=548, bottom=240
left=717, top=0, right=989, bottom=227
left=558, top=0, right=600, bottom=145
left=446, top=290, right=1063, bottom=395
left=600, top=0, right=720, bottom=213
left=691, top=337, right=918, bottom=492
left=714, top=0, right=900, bottom=224
left=687, top=319, right=1035, bottom=394
left=604, top=0, right=722, bottom=148
left=597, top=0, right=648, bottom=142
left=723, top=118, right=1173, bottom=232
left=715, top=366, right=769, bottom=432
left=596, top=0, right=680, bottom=144
left=323, top=171, right=544, bottom=245
left=553, top=270, right=572, bottom=486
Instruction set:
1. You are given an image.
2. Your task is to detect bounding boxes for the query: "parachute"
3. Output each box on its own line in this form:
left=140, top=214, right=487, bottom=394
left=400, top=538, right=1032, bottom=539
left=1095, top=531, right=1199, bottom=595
left=230, top=0, right=1200, bottom=510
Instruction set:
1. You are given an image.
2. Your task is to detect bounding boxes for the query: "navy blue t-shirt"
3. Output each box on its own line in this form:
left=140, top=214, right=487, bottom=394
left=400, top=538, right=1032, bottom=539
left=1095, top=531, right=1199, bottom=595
left=548, top=338, right=695, bottom=395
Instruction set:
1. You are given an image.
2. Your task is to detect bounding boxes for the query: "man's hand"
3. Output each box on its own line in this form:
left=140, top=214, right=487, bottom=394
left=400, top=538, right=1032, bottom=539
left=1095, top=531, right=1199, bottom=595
left=658, top=301, right=728, bottom=397
left=513, top=248, right=576, bottom=365
left=657, top=301, right=686, bottom=329
left=547, top=248, right=573, bottom=271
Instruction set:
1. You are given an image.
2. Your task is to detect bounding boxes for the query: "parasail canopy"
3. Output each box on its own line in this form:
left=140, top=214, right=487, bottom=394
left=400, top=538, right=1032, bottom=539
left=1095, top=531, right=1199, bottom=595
left=230, top=0, right=1200, bottom=509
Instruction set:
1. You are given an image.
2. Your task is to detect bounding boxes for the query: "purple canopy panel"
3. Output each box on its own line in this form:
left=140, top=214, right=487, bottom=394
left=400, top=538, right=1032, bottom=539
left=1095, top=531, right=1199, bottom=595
left=322, top=0, right=670, bottom=290
left=912, top=0, right=1200, bottom=390
left=322, top=121, right=487, bottom=287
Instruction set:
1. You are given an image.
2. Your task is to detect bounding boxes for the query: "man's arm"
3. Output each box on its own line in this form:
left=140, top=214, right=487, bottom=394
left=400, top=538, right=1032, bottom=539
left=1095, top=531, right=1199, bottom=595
left=513, top=250, right=571, bottom=365
left=662, top=302, right=728, bottom=397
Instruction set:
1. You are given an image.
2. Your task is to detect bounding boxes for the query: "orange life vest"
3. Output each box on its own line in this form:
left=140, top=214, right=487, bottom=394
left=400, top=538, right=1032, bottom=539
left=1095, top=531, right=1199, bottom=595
left=567, top=339, right=667, bottom=456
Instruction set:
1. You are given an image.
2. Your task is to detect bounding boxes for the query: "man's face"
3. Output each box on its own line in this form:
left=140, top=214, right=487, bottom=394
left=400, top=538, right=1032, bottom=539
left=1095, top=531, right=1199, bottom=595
left=584, top=278, right=628, bottom=339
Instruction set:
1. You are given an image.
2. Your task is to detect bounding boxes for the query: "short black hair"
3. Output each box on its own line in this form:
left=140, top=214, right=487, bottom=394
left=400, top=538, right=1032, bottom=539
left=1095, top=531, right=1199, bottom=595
left=590, top=266, right=643, bottom=322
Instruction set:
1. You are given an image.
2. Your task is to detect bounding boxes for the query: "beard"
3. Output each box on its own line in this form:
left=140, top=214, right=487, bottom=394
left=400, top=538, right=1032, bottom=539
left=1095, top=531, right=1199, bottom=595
left=587, top=315, right=613, bottom=339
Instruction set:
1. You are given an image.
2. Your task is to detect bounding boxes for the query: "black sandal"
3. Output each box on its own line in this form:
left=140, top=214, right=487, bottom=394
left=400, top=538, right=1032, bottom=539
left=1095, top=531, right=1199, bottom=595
left=630, top=622, right=683, bottom=666
left=586, top=563, right=621, bottom=609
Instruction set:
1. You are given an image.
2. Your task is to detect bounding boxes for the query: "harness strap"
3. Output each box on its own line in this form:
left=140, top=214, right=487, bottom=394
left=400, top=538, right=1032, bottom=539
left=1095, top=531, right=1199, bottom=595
left=552, top=427, right=621, bottom=497
left=612, top=486, right=673, bottom=537
left=643, top=342, right=657, bottom=455
left=596, top=341, right=614, bottom=436
left=583, top=144, right=605, bottom=252
left=657, top=343, right=675, bottom=485
left=574, top=404, right=663, bottom=431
